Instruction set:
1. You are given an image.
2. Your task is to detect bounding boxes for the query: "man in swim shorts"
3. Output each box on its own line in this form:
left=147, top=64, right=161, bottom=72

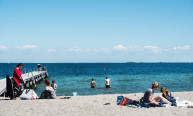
left=91, top=78, right=96, bottom=88
left=105, top=77, right=111, bottom=88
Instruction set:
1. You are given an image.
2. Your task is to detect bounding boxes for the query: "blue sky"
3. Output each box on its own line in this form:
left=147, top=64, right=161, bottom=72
left=0, top=0, right=193, bottom=63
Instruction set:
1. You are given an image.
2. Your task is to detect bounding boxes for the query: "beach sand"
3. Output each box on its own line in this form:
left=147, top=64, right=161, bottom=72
left=0, top=91, right=193, bottom=116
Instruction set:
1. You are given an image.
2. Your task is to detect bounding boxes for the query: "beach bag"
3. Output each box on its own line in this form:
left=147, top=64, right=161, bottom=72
left=117, top=96, right=133, bottom=106
left=20, top=89, right=38, bottom=100
left=117, top=96, right=124, bottom=105
left=120, top=97, right=130, bottom=106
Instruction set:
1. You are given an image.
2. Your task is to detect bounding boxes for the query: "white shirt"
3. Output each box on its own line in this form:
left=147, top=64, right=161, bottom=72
left=51, top=83, right=57, bottom=91
left=105, top=79, right=110, bottom=85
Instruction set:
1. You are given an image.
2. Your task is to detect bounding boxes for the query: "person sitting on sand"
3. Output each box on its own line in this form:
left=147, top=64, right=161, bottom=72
left=105, top=77, right=111, bottom=88
left=143, top=82, right=171, bottom=106
left=91, top=78, right=96, bottom=88
left=40, top=80, right=56, bottom=99
left=161, top=87, right=173, bottom=102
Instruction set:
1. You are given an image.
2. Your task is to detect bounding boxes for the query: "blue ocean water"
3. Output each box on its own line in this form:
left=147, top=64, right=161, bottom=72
left=0, top=63, right=193, bottom=96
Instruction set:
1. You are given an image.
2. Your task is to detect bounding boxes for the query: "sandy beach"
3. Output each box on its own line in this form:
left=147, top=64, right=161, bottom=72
left=0, top=91, right=193, bottom=116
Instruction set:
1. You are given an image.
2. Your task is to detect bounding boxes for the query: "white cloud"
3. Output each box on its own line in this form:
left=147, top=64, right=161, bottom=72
left=144, top=46, right=160, bottom=53
left=0, top=46, right=6, bottom=51
left=172, top=45, right=191, bottom=51
left=113, top=45, right=160, bottom=53
left=21, top=45, right=38, bottom=50
left=113, top=45, right=127, bottom=51
left=15, top=45, right=38, bottom=50
left=92, top=48, right=111, bottom=54
left=144, top=46, right=159, bottom=49
left=14, top=45, right=39, bottom=53
left=58, top=47, right=111, bottom=54
left=47, top=48, right=57, bottom=53
left=58, top=45, right=191, bottom=55
left=68, top=48, right=91, bottom=53
left=1, top=45, right=193, bottom=62
left=127, top=46, right=143, bottom=52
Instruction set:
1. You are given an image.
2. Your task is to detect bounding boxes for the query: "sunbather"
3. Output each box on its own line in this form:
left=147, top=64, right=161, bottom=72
left=39, top=80, right=56, bottom=99
left=143, top=82, right=172, bottom=106
left=161, top=87, right=173, bottom=102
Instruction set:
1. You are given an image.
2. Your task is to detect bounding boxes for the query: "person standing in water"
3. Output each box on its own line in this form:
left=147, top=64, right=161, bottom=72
left=91, top=78, right=96, bottom=88
left=105, top=77, right=111, bottom=88
left=51, top=80, right=57, bottom=94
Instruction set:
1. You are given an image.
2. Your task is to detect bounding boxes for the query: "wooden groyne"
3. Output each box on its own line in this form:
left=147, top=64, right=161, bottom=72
left=0, top=71, right=49, bottom=96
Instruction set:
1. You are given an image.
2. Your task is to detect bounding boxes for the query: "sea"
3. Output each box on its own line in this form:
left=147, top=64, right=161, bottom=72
left=0, top=63, right=193, bottom=96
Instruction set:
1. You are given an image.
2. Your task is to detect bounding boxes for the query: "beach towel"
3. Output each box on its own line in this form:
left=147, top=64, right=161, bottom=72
left=117, top=96, right=171, bottom=108
left=176, top=100, right=193, bottom=107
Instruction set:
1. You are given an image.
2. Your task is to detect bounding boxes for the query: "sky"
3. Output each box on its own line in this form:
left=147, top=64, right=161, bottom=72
left=0, top=0, right=193, bottom=63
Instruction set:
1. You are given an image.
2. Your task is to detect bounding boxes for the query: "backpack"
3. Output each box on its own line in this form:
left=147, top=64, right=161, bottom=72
left=117, top=96, right=124, bottom=105
left=117, top=96, right=133, bottom=106
left=20, top=89, right=38, bottom=100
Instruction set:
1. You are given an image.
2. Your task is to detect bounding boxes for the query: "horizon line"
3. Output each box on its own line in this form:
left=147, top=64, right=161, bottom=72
left=0, top=62, right=192, bottom=64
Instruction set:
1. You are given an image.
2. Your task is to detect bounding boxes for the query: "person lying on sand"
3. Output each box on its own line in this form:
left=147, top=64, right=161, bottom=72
left=143, top=82, right=172, bottom=106
left=91, top=78, right=96, bottom=88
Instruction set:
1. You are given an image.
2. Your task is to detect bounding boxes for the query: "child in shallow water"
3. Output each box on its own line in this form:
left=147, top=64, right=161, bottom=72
left=51, top=80, right=57, bottom=94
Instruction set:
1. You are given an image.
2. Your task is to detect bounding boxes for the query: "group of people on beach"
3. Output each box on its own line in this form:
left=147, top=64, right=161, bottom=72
left=91, top=77, right=173, bottom=106
left=11, top=63, right=173, bottom=106
left=143, top=82, right=173, bottom=106
left=10, top=63, right=56, bottom=99
left=90, top=77, right=111, bottom=88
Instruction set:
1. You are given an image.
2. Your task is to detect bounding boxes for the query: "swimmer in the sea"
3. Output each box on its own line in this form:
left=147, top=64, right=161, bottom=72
left=91, top=78, right=96, bottom=88
left=105, top=77, right=111, bottom=88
